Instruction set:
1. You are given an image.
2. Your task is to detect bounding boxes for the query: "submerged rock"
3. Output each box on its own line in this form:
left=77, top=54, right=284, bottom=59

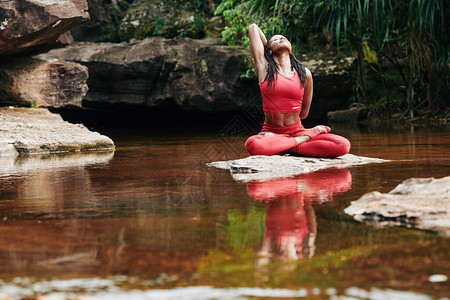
left=207, top=154, right=387, bottom=183
left=345, top=176, right=450, bottom=237
left=0, top=107, right=114, bottom=156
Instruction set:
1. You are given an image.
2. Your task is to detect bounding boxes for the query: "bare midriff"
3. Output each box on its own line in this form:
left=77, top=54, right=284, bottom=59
left=264, top=112, right=300, bottom=127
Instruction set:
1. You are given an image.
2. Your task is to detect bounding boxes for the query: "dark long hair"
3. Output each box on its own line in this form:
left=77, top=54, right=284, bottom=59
left=263, top=37, right=307, bottom=91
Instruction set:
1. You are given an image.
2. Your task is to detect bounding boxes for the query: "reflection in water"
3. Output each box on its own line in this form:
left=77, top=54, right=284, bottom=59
left=0, top=152, right=116, bottom=278
left=1, top=128, right=449, bottom=299
left=0, top=151, right=114, bottom=178
left=0, top=151, right=115, bottom=219
left=246, top=169, right=352, bottom=266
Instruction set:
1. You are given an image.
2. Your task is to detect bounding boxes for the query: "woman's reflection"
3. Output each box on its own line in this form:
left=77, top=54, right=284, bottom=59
left=246, top=169, right=352, bottom=266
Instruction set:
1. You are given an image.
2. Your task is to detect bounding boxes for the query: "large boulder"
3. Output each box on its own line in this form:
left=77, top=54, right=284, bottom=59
left=301, top=55, right=354, bottom=120
left=0, top=57, right=88, bottom=108
left=38, top=37, right=258, bottom=112
left=0, top=0, right=89, bottom=55
left=345, top=176, right=450, bottom=237
left=327, top=106, right=369, bottom=123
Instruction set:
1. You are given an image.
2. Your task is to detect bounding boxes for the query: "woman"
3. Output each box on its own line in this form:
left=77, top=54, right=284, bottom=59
left=245, top=24, right=350, bottom=157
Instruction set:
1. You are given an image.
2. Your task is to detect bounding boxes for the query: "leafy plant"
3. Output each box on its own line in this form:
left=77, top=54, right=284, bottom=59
left=215, top=0, right=316, bottom=48
left=214, top=0, right=448, bottom=118
left=318, top=0, right=448, bottom=117
left=29, top=101, right=39, bottom=108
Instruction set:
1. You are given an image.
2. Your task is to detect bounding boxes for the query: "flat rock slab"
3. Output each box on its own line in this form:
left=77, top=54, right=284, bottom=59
left=345, top=176, right=450, bottom=237
left=207, top=154, right=387, bottom=182
left=0, top=107, right=114, bottom=156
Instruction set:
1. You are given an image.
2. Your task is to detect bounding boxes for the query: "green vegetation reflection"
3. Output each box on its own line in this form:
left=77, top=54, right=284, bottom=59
left=198, top=209, right=449, bottom=297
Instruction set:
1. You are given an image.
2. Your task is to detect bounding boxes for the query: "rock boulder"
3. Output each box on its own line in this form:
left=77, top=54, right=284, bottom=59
left=0, top=107, right=114, bottom=156
left=345, top=176, right=450, bottom=237
left=0, top=0, right=89, bottom=55
left=0, top=57, right=88, bottom=108
left=38, top=37, right=258, bottom=112
left=327, top=106, right=369, bottom=123
left=301, top=55, right=354, bottom=120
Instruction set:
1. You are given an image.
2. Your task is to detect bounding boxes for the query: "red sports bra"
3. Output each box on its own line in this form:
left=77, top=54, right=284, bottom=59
left=259, top=70, right=304, bottom=113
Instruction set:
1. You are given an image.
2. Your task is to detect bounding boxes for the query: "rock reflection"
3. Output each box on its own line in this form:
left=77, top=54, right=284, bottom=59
left=0, top=151, right=114, bottom=219
left=0, top=151, right=114, bottom=178
left=247, top=169, right=352, bottom=266
left=0, top=152, right=116, bottom=278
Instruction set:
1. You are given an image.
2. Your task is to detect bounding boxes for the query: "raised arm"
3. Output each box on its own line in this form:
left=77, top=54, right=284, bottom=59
left=300, top=68, right=313, bottom=119
left=248, top=23, right=268, bottom=83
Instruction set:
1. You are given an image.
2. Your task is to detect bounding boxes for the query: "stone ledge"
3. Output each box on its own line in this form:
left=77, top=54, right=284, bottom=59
left=0, top=107, right=114, bottom=157
left=207, top=154, right=387, bottom=183
left=345, top=176, right=450, bottom=237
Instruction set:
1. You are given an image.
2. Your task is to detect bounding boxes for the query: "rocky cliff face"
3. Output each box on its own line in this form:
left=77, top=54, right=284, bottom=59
left=38, top=37, right=352, bottom=116
left=0, top=0, right=117, bottom=155
left=38, top=37, right=259, bottom=112
left=0, top=0, right=91, bottom=108
left=0, top=1, right=351, bottom=118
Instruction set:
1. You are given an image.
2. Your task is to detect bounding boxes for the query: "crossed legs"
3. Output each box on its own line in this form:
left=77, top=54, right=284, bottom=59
left=245, top=126, right=350, bottom=158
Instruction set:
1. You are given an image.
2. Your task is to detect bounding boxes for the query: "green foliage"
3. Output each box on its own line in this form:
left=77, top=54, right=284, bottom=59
left=104, top=0, right=217, bottom=42
left=197, top=206, right=266, bottom=277
left=214, top=0, right=251, bottom=46
left=240, top=66, right=256, bottom=80
left=191, top=13, right=207, bottom=39
left=98, top=23, right=121, bottom=43
left=214, top=0, right=449, bottom=118
left=215, top=0, right=316, bottom=49
left=29, top=101, right=39, bottom=108
left=220, top=207, right=266, bottom=252
left=320, top=0, right=447, bottom=116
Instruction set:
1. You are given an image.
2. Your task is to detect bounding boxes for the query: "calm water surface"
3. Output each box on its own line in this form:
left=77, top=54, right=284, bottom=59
left=0, top=123, right=449, bottom=299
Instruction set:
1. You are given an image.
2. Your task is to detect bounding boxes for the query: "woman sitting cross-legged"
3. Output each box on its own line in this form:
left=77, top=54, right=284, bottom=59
left=245, top=23, right=350, bottom=157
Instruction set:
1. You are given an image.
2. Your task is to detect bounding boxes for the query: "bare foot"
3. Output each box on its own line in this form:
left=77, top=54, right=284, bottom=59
left=288, top=126, right=331, bottom=153
left=300, top=125, right=331, bottom=139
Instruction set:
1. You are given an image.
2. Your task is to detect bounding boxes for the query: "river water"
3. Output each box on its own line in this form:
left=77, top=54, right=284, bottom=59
left=0, top=121, right=449, bottom=299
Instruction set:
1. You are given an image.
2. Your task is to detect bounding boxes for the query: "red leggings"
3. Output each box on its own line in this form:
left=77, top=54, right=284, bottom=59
left=245, top=120, right=350, bottom=157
